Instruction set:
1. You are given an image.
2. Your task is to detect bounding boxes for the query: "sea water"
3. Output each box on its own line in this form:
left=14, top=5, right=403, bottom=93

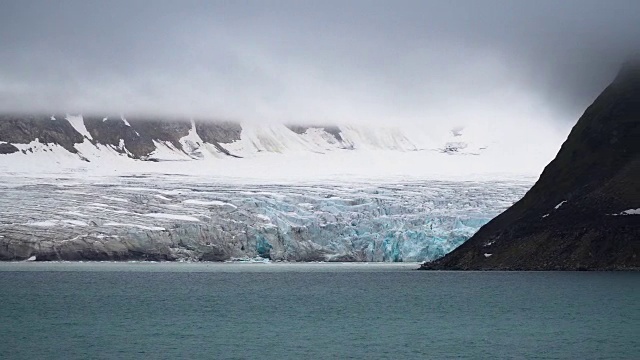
left=0, top=263, right=638, bottom=359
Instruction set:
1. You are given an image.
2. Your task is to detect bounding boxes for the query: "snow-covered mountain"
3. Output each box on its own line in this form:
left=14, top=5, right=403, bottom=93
left=0, top=114, right=486, bottom=162
left=0, top=113, right=556, bottom=181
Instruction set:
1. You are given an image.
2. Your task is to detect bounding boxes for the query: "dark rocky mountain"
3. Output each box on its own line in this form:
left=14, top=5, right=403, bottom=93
left=0, top=114, right=84, bottom=153
left=421, top=62, right=640, bottom=271
left=0, top=114, right=355, bottom=160
left=0, top=114, right=246, bottom=160
left=83, top=116, right=161, bottom=158
left=194, top=120, right=243, bottom=157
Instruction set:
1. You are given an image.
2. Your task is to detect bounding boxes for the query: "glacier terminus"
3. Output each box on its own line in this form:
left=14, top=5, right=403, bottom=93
left=0, top=174, right=531, bottom=262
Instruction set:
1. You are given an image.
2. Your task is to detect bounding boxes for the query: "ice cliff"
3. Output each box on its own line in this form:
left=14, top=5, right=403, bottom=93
left=0, top=175, right=531, bottom=262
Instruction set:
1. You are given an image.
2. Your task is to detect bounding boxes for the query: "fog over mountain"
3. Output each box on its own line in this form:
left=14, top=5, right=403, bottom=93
left=1, top=1, right=638, bottom=266
left=1, top=0, right=639, bottom=132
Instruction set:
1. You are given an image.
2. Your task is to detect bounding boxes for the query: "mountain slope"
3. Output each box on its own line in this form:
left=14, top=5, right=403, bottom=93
left=0, top=114, right=493, bottom=162
left=421, top=62, right=640, bottom=270
left=0, top=114, right=84, bottom=153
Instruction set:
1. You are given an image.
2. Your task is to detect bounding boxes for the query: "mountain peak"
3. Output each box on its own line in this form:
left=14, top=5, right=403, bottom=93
left=614, top=57, right=640, bottom=86
left=421, top=63, right=640, bottom=271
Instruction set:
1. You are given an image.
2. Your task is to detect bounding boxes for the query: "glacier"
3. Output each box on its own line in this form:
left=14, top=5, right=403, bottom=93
left=0, top=114, right=554, bottom=262
left=0, top=174, right=532, bottom=262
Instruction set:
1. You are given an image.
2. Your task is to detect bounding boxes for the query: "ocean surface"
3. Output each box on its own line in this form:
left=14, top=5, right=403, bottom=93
left=0, top=263, right=638, bottom=359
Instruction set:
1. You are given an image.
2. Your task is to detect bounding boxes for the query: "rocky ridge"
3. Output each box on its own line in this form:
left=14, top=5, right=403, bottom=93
left=0, top=114, right=301, bottom=160
left=420, top=62, right=640, bottom=271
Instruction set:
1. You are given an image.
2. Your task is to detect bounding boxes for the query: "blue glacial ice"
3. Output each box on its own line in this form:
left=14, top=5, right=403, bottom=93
left=0, top=176, right=532, bottom=262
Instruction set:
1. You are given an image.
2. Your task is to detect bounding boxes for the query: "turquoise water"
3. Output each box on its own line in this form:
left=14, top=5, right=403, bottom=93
left=0, top=263, right=638, bottom=359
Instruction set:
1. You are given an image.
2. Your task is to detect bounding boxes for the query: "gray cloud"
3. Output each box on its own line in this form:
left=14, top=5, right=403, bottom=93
left=1, top=0, right=639, bottom=127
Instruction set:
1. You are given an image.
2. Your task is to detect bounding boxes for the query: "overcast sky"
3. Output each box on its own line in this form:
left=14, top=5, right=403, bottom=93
left=1, top=0, right=639, bottom=130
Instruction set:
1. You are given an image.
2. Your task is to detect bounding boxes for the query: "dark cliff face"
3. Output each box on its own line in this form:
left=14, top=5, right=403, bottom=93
left=193, top=120, right=241, bottom=144
left=84, top=116, right=155, bottom=158
left=195, top=120, right=242, bottom=157
left=421, top=63, right=640, bottom=271
left=84, top=116, right=193, bottom=158
left=0, top=114, right=84, bottom=153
